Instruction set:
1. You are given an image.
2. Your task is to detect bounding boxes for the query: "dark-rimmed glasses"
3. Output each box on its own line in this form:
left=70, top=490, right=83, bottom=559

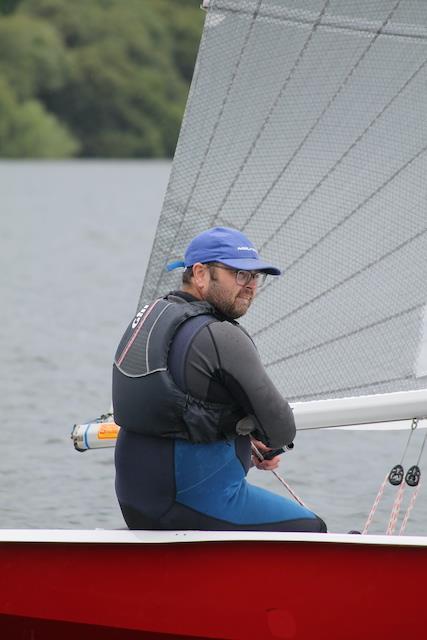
left=208, top=263, right=267, bottom=288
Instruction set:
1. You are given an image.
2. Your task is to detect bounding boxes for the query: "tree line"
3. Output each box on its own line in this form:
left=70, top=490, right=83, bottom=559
left=0, top=0, right=204, bottom=157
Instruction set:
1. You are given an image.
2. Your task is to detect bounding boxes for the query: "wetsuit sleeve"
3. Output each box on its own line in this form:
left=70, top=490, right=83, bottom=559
left=196, top=321, right=296, bottom=449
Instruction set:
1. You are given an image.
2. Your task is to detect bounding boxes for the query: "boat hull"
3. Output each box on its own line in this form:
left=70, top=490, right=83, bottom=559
left=1, top=530, right=426, bottom=639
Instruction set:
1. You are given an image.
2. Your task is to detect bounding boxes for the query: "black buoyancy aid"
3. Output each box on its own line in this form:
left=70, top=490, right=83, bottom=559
left=112, top=296, right=244, bottom=443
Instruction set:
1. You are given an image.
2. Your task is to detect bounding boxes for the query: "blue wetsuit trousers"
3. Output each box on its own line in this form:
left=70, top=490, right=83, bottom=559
left=115, top=430, right=326, bottom=532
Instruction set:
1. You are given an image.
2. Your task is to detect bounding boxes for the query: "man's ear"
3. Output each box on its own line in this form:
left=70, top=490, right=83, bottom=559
left=192, top=263, right=209, bottom=294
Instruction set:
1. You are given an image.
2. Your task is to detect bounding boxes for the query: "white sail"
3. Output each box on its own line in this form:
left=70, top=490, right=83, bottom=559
left=139, top=0, right=427, bottom=426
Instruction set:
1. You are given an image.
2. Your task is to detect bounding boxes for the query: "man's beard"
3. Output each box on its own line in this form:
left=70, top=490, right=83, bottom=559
left=205, top=279, right=253, bottom=319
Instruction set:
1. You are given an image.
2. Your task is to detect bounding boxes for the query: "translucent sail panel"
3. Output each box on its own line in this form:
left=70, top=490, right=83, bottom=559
left=139, top=0, right=427, bottom=402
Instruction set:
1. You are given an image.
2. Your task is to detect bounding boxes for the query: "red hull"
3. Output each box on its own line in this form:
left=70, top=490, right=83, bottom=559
left=1, top=534, right=426, bottom=639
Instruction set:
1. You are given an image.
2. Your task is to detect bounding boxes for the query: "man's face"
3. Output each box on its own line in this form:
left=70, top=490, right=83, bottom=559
left=205, top=265, right=258, bottom=319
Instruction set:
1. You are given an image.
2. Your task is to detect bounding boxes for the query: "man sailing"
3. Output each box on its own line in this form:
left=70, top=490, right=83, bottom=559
left=113, top=226, right=326, bottom=532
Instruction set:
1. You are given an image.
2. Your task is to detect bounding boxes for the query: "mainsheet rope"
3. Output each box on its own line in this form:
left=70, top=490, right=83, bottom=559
left=250, top=442, right=308, bottom=508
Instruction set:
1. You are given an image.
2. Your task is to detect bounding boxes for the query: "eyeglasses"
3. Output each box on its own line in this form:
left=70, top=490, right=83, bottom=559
left=208, top=264, right=267, bottom=288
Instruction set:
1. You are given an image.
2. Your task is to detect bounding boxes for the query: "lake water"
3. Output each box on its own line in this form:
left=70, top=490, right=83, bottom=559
left=1, top=160, right=425, bottom=535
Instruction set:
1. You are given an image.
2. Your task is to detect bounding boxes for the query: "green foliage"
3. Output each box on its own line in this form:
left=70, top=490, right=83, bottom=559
left=0, top=0, right=205, bottom=157
left=0, top=76, right=79, bottom=157
left=57, top=42, right=179, bottom=157
left=151, top=1, right=204, bottom=83
left=0, top=0, right=22, bottom=15
left=0, top=14, right=69, bottom=99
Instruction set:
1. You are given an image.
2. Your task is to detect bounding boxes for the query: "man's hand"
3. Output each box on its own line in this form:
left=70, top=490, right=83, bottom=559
left=250, top=438, right=281, bottom=471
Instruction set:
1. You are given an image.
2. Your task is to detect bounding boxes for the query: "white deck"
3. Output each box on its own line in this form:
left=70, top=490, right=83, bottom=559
left=1, top=529, right=427, bottom=547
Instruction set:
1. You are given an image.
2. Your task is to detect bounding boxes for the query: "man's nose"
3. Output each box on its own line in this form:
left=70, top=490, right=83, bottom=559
left=245, top=277, right=257, bottom=289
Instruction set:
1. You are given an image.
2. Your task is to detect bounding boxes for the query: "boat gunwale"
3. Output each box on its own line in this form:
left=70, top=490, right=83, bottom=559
left=1, top=529, right=427, bottom=547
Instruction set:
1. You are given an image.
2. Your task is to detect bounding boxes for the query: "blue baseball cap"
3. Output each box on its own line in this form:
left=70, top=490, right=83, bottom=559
left=166, top=227, right=281, bottom=275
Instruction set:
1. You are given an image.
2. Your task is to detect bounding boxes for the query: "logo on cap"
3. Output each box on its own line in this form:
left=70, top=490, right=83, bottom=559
left=237, top=246, right=257, bottom=253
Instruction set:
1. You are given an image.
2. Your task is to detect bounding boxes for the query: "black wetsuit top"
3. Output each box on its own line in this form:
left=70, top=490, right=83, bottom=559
left=114, top=291, right=326, bottom=532
left=167, top=291, right=295, bottom=447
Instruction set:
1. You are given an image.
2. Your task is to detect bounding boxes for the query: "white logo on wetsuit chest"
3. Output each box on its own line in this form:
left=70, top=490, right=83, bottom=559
left=132, top=304, right=149, bottom=329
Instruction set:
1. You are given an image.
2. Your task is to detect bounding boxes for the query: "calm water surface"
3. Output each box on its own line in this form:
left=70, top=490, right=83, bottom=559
left=1, top=161, right=425, bottom=535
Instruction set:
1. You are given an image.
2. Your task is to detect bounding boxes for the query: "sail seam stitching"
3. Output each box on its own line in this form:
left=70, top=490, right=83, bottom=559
left=265, top=303, right=423, bottom=369
left=212, top=0, right=332, bottom=226
left=264, top=142, right=427, bottom=281
left=253, top=226, right=427, bottom=339
left=245, top=0, right=403, bottom=246
left=150, top=0, right=264, bottom=298
left=211, top=3, right=427, bottom=41
left=255, top=137, right=427, bottom=303
left=287, top=375, right=415, bottom=403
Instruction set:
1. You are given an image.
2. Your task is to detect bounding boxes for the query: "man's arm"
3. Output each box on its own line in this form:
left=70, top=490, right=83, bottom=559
left=203, top=321, right=296, bottom=448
